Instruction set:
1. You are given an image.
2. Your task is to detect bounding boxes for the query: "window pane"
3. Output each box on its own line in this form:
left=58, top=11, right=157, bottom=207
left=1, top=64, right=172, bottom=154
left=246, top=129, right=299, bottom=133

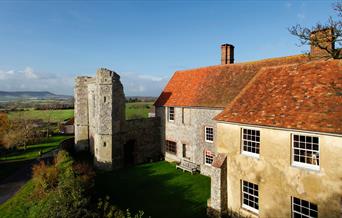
left=293, top=134, right=320, bottom=167
left=242, top=129, right=260, bottom=155
left=292, top=197, right=317, bottom=218
left=242, top=180, right=258, bottom=211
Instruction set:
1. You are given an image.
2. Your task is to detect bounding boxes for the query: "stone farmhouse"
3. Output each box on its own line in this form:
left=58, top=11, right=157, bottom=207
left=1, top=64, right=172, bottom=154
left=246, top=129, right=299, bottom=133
left=74, top=29, right=341, bottom=217
left=154, top=29, right=342, bottom=217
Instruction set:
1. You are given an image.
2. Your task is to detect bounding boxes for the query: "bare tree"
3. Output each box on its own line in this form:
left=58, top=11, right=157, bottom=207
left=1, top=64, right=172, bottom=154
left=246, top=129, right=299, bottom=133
left=3, top=112, right=37, bottom=150
left=43, top=104, right=54, bottom=138
left=288, top=2, right=342, bottom=59
left=0, top=113, right=9, bottom=147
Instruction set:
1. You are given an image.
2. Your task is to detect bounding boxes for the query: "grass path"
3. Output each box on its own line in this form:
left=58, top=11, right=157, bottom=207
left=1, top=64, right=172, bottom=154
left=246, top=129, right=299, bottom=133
left=96, top=161, right=210, bottom=218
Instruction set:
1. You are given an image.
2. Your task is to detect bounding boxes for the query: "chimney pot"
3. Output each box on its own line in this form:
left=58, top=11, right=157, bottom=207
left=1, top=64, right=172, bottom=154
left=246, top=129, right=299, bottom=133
left=310, top=28, right=335, bottom=57
left=221, top=44, right=234, bottom=65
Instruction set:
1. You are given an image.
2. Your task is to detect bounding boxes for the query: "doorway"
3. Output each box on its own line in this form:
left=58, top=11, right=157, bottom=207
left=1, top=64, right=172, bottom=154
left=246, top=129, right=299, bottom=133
left=124, top=139, right=136, bottom=166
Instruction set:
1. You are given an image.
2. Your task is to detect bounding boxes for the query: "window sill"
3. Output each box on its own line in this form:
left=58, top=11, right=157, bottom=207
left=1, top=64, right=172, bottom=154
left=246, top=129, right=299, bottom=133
left=241, top=151, right=260, bottom=159
left=291, top=162, right=320, bottom=172
left=166, top=152, right=177, bottom=156
left=241, top=205, right=259, bottom=216
left=205, top=140, right=214, bottom=144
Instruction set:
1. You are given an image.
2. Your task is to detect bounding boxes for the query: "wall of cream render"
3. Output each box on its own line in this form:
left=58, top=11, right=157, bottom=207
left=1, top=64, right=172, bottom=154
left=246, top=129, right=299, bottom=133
left=216, top=122, right=342, bottom=217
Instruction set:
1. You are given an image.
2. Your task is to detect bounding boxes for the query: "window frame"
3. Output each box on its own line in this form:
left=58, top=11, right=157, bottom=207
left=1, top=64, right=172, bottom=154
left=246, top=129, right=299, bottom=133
left=204, top=150, right=214, bottom=165
left=291, top=133, right=320, bottom=171
left=291, top=197, right=318, bottom=218
left=165, top=140, right=177, bottom=155
left=241, top=180, right=259, bottom=214
left=241, top=128, right=260, bottom=158
left=168, top=107, right=175, bottom=122
left=205, top=126, right=214, bottom=143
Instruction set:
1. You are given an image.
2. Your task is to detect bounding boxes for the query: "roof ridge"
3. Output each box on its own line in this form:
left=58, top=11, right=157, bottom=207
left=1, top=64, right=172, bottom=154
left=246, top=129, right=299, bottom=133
left=176, top=54, right=307, bottom=73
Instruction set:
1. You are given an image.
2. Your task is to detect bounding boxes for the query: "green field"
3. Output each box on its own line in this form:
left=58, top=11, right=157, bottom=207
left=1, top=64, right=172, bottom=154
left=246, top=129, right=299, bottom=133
left=125, top=102, right=154, bottom=120
left=96, top=161, right=210, bottom=218
left=7, top=102, right=154, bottom=122
left=8, top=109, right=74, bottom=122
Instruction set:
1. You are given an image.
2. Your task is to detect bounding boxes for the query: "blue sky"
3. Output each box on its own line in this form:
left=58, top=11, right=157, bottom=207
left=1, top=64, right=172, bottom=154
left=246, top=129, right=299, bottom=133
left=0, top=0, right=337, bottom=96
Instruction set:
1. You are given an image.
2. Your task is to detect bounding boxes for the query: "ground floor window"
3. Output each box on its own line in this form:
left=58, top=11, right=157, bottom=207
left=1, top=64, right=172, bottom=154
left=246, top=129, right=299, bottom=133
left=292, top=197, right=318, bottom=218
left=166, top=140, right=177, bottom=154
left=204, top=150, right=214, bottom=165
left=242, top=180, right=259, bottom=214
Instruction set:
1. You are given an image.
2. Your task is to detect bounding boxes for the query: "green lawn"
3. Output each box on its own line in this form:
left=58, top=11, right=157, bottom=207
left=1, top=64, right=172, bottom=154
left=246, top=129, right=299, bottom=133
left=0, top=180, right=35, bottom=217
left=95, top=161, right=211, bottom=218
left=8, top=109, right=74, bottom=122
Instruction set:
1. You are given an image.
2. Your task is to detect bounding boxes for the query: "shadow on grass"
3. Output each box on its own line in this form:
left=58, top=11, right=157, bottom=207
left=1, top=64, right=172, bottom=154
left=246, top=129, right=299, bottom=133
left=0, top=136, right=70, bottom=161
left=0, top=159, right=33, bottom=181
left=95, top=161, right=210, bottom=218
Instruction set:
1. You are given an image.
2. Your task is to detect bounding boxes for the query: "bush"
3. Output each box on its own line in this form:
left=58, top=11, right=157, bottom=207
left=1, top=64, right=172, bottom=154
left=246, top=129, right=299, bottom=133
left=29, top=150, right=143, bottom=218
left=32, top=161, right=59, bottom=195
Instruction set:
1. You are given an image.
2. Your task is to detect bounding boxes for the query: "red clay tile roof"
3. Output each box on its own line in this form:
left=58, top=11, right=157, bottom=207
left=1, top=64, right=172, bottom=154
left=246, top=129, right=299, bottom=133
left=215, top=59, right=342, bottom=134
left=154, top=55, right=308, bottom=108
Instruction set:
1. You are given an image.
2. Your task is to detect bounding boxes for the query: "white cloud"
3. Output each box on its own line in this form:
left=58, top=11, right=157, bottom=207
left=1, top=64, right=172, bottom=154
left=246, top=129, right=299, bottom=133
left=23, top=67, right=38, bottom=79
left=120, top=72, right=169, bottom=96
left=0, top=67, right=74, bottom=95
left=138, top=75, right=164, bottom=82
left=0, top=70, right=14, bottom=80
left=0, top=67, right=169, bottom=96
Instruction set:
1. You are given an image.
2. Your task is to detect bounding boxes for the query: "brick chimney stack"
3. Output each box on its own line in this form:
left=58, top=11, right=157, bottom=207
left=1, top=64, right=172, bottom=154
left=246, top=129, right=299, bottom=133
left=221, top=44, right=234, bottom=65
left=310, top=28, right=335, bottom=57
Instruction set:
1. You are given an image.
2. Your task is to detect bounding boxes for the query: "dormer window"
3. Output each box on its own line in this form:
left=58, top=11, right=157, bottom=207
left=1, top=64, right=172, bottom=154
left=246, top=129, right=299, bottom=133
left=168, top=107, right=175, bottom=122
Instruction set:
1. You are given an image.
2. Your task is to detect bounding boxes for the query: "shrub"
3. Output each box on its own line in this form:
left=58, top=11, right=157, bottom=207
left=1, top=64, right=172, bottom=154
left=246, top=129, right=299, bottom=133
left=29, top=150, right=144, bottom=218
left=32, top=160, right=59, bottom=195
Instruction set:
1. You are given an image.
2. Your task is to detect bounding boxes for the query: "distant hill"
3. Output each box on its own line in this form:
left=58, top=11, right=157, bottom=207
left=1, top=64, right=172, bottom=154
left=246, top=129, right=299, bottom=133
left=0, top=91, right=72, bottom=101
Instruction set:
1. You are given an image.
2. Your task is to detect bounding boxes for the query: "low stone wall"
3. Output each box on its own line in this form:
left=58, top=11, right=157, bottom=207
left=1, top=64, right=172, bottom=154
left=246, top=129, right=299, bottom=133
left=120, top=117, right=162, bottom=165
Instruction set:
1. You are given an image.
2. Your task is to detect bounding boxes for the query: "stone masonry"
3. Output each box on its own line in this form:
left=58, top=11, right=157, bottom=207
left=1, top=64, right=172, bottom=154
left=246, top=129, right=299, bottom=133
left=74, top=68, right=162, bottom=170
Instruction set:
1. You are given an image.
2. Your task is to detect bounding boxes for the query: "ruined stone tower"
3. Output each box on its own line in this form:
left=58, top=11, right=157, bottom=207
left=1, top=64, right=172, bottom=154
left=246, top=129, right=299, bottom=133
left=74, top=68, right=161, bottom=171
left=75, top=68, right=125, bottom=170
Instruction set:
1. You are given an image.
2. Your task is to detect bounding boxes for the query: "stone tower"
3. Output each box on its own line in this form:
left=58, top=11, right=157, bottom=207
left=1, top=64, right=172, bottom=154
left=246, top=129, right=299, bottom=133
left=74, top=76, right=92, bottom=151
left=74, top=68, right=125, bottom=170
left=94, top=68, right=125, bottom=170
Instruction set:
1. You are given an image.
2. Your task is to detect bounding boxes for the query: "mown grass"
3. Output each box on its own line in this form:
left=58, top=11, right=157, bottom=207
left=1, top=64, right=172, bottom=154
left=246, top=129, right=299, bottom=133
left=0, top=180, right=35, bottom=217
left=96, top=161, right=210, bottom=218
left=0, top=136, right=70, bottom=162
left=8, top=109, right=74, bottom=122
